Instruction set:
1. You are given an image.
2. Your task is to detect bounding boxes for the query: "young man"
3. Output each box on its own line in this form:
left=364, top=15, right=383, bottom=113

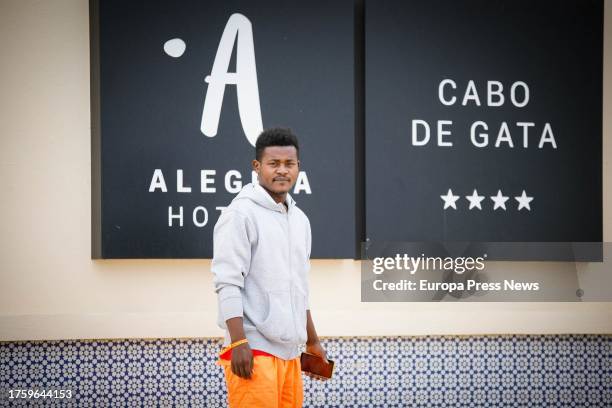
left=212, top=128, right=328, bottom=408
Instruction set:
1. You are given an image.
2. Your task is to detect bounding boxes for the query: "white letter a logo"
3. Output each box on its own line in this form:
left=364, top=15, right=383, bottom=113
left=201, top=13, right=263, bottom=146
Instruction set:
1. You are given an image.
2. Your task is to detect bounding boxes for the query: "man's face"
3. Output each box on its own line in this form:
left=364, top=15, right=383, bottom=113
left=252, top=146, right=300, bottom=195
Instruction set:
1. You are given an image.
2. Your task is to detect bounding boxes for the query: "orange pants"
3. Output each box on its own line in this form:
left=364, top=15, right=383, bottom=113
left=216, top=355, right=303, bottom=408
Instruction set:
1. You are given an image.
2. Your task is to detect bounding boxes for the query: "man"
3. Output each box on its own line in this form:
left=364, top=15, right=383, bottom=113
left=212, top=127, right=328, bottom=408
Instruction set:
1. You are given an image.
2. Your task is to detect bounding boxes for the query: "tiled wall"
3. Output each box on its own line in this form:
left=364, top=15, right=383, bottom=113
left=0, top=335, right=610, bottom=407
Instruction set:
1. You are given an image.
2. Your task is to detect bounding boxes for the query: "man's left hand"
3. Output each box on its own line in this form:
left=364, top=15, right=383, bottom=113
left=304, top=341, right=330, bottom=381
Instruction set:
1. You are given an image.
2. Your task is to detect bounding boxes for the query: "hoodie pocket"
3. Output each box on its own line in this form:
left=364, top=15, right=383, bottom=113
left=256, top=290, right=299, bottom=344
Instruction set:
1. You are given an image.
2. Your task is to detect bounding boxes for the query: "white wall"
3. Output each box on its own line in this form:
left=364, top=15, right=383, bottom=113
left=1, top=0, right=611, bottom=341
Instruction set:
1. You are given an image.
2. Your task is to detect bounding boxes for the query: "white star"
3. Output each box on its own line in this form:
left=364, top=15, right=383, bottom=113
left=490, top=190, right=509, bottom=210
left=465, top=189, right=485, bottom=210
left=515, top=190, right=533, bottom=211
left=440, top=189, right=460, bottom=210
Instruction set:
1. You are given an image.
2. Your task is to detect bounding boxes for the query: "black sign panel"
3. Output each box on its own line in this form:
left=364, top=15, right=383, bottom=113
left=365, top=0, right=602, bottom=243
left=91, top=0, right=355, bottom=258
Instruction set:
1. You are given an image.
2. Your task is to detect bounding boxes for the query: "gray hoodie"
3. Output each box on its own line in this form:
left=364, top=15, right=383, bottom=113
left=211, top=182, right=311, bottom=360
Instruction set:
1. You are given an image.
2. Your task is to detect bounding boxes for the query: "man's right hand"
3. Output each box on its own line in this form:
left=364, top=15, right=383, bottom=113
left=231, top=342, right=254, bottom=379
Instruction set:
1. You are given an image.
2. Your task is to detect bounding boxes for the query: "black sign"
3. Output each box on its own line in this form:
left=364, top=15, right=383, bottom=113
left=365, top=0, right=603, bottom=243
left=91, top=0, right=355, bottom=258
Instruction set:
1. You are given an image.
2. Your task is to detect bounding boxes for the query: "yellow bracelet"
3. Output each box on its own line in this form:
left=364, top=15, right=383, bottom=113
left=230, top=338, right=248, bottom=348
left=220, top=338, right=248, bottom=354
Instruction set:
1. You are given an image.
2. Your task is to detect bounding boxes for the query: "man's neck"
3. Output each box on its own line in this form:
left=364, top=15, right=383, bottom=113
left=260, top=184, right=287, bottom=205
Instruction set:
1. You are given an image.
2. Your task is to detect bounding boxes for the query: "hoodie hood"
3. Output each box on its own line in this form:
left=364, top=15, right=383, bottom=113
left=232, top=182, right=296, bottom=212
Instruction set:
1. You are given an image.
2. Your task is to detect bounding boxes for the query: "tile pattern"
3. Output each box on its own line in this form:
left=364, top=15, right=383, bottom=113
left=0, top=335, right=610, bottom=407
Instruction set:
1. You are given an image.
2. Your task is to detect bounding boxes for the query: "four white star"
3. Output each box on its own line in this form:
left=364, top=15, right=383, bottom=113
left=440, top=188, right=533, bottom=211
left=440, top=188, right=460, bottom=210
left=465, top=189, right=485, bottom=210
left=439, top=189, right=533, bottom=211
left=514, top=190, right=534, bottom=211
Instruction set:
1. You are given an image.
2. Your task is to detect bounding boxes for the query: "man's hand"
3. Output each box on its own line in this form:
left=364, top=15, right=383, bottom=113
left=305, top=340, right=329, bottom=381
left=231, top=342, right=254, bottom=379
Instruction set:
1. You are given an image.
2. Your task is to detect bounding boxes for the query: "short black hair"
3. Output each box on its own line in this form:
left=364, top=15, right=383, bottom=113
left=255, top=127, right=300, bottom=161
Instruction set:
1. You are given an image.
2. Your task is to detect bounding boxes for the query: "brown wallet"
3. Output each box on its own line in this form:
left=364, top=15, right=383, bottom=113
left=300, top=352, right=334, bottom=379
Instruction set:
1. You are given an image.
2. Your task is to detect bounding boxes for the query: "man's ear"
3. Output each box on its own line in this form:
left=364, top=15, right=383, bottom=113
left=252, top=159, right=260, bottom=172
